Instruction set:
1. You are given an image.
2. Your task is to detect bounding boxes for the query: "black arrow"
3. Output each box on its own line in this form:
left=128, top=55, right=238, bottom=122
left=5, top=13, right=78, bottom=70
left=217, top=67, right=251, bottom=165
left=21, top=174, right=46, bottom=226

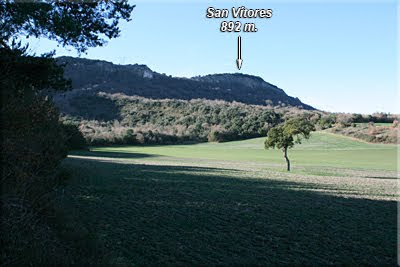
left=236, top=36, right=243, bottom=70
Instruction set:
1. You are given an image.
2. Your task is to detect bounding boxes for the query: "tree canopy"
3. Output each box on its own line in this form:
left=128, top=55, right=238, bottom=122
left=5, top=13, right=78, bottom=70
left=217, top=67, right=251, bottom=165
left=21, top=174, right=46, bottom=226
left=1, top=1, right=135, bottom=53
left=1, top=1, right=135, bottom=94
left=265, top=118, right=314, bottom=150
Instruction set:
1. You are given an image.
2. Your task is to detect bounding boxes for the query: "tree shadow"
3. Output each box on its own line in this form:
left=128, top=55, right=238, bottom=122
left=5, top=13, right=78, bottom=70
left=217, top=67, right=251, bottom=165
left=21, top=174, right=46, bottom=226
left=58, top=91, right=121, bottom=121
left=69, top=150, right=157, bottom=159
left=61, top=157, right=397, bottom=266
left=365, top=176, right=398, bottom=180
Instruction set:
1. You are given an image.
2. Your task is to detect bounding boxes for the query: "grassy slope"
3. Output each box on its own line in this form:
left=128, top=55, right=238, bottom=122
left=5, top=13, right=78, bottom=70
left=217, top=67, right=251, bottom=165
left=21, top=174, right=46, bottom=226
left=61, top=132, right=398, bottom=265
left=91, top=131, right=397, bottom=171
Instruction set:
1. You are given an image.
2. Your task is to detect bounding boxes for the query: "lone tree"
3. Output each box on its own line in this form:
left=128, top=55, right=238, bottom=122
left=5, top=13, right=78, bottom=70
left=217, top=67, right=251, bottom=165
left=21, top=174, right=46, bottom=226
left=265, top=117, right=315, bottom=171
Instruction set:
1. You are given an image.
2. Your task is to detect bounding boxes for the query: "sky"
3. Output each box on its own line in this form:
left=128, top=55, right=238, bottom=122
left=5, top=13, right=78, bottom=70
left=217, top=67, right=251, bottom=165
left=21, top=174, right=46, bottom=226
left=25, top=1, right=398, bottom=114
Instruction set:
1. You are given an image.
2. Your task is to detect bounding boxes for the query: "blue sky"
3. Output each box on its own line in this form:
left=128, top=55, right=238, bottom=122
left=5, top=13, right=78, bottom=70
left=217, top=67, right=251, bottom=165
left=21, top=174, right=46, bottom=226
left=26, top=1, right=398, bottom=114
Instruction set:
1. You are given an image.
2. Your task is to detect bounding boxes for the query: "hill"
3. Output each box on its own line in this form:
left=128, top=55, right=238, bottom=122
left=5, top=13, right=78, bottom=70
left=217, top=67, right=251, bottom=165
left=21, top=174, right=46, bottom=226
left=56, top=56, right=314, bottom=109
left=54, top=57, right=398, bottom=145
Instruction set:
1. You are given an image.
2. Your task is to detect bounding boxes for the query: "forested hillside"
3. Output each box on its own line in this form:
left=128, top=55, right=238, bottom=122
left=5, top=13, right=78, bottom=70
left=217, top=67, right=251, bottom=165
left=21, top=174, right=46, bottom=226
left=60, top=92, right=284, bottom=144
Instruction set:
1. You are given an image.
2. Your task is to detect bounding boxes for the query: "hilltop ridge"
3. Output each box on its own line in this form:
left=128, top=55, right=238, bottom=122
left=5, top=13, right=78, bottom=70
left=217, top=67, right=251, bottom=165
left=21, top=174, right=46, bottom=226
left=57, top=56, right=314, bottom=109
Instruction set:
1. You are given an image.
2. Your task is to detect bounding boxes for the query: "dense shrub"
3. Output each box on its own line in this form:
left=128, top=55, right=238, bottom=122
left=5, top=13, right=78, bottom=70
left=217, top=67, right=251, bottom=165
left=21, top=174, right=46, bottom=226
left=335, top=113, right=353, bottom=127
left=62, top=122, right=87, bottom=150
left=207, top=126, right=237, bottom=142
left=327, top=123, right=399, bottom=144
left=318, top=114, right=336, bottom=129
left=1, top=91, right=69, bottom=264
left=1, top=1, right=135, bottom=264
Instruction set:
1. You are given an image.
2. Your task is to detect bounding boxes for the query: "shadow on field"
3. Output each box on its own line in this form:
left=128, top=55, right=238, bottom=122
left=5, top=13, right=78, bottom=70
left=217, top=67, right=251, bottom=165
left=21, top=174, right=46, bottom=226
left=365, top=176, right=399, bottom=180
left=61, top=156, right=397, bottom=266
left=69, top=150, right=157, bottom=159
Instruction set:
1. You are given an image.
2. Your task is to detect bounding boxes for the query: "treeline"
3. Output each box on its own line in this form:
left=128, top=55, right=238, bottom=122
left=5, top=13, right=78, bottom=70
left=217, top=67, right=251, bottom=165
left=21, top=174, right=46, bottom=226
left=332, top=112, right=398, bottom=125
left=307, top=112, right=399, bottom=130
left=59, top=92, right=400, bottom=146
left=61, top=93, right=282, bottom=145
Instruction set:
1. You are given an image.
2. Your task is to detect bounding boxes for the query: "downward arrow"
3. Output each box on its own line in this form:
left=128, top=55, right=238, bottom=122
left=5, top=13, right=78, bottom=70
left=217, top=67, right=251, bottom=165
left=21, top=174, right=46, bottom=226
left=236, top=36, right=243, bottom=70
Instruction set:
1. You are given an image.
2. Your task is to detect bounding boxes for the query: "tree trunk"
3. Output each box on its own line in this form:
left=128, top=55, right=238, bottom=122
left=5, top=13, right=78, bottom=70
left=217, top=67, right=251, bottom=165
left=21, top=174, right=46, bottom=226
left=283, top=147, right=290, bottom=171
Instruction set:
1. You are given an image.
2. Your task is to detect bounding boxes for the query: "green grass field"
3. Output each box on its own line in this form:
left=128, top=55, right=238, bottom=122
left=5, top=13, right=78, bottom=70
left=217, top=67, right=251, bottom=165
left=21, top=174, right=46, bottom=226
left=60, top=131, right=398, bottom=265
